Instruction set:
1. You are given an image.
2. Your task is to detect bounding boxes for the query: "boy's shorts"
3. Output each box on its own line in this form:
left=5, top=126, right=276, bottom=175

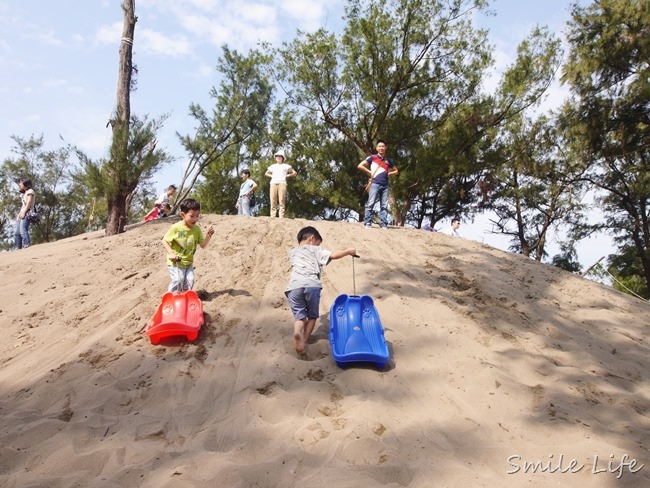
left=168, top=265, right=195, bottom=293
left=285, top=287, right=321, bottom=321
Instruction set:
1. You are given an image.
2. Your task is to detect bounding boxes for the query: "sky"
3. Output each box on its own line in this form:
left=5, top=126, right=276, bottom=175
left=0, top=0, right=611, bottom=270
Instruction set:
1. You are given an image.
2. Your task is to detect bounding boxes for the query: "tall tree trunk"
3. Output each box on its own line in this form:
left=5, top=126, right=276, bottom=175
left=116, top=0, right=135, bottom=125
left=106, top=0, right=137, bottom=236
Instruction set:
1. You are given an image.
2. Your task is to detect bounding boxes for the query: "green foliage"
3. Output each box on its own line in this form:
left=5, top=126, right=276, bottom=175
left=488, top=113, right=588, bottom=260
left=76, top=114, right=171, bottom=231
left=283, top=117, right=366, bottom=220
left=562, top=0, right=650, bottom=292
left=496, top=26, right=563, bottom=111
left=611, top=274, right=649, bottom=301
left=0, top=135, right=92, bottom=249
left=195, top=148, right=243, bottom=215
left=481, top=26, right=574, bottom=260
left=551, top=244, right=582, bottom=273
left=607, top=247, right=650, bottom=299
left=177, top=47, right=273, bottom=209
left=12, top=0, right=646, bottom=293
left=82, top=115, right=169, bottom=200
left=272, top=0, right=567, bottom=228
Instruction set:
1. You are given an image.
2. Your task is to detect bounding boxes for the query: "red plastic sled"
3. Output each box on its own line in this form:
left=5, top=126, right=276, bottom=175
left=146, top=290, right=204, bottom=345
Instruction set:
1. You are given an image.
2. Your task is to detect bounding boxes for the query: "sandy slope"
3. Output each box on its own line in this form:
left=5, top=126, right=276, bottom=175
left=0, top=215, right=649, bottom=488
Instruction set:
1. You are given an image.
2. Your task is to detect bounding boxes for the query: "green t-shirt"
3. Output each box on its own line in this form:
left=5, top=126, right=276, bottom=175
left=163, top=221, right=204, bottom=268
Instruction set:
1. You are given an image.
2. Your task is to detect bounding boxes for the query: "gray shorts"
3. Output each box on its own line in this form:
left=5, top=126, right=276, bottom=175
left=285, top=287, right=321, bottom=321
left=167, top=265, right=195, bottom=293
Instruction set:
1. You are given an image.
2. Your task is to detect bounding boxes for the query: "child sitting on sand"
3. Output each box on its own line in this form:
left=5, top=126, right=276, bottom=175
left=161, top=198, right=214, bottom=293
left=158, top=203, right=172, bottom=218
left=285, top=226, right=357, bottom=354
left=144, top=202, right=172, bottom=222
left=145, top=184, right=177, bottom=221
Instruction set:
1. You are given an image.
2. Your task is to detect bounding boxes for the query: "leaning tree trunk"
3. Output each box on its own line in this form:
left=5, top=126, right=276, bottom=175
left=106, top=0, right=137, bottom=236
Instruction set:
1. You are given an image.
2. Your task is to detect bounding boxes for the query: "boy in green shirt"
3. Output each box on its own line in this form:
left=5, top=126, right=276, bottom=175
left=162, top=198, right=214, bottom=292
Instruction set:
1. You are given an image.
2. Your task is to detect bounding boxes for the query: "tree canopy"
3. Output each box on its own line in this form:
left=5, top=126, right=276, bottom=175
left=562, top=0, right=650, bottom=297
left=4, top=0, right=650, bottom=299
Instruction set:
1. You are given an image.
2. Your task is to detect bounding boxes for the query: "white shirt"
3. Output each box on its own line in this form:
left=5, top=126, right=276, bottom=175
left=441, top=226, right=460, bottom=237
left=267, top=163, right=293, bottom=184
left=155, top=192, right=170, bottom=206
left=21, top=188, right=35, bottom=212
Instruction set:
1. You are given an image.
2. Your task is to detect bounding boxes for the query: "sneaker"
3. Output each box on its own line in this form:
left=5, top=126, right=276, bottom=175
left=380, top=226, right=388, bottom=230
left=365, top=224, right=372, bottom=229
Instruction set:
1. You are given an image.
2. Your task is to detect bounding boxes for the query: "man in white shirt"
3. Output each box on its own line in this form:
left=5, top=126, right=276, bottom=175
left=441, top=218, right=461, bottom=237
left=155, top=185, right=177, bottom=208
left=265, top=149, right=297, bottom=218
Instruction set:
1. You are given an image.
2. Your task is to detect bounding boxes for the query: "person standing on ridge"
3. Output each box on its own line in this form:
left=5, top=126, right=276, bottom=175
left=358, top=140, right=398, bottom=229
left=236, top=169, right=257, bottom=216
left=14, top=178, right=35, bottom=250
left=265, top=149, right=297, bottom=218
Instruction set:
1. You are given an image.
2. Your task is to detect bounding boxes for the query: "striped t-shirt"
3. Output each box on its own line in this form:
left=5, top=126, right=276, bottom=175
left=285, top=245, right=333, bottom=291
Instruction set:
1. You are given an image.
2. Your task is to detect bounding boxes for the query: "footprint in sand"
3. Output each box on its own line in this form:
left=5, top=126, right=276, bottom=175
left=305, top=368, right=325, bottom=381
left=256, top=381, right=278, bottom=395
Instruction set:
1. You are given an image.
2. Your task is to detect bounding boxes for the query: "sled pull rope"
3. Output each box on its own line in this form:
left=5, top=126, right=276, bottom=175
left=352, top=255, right=356, bottom=296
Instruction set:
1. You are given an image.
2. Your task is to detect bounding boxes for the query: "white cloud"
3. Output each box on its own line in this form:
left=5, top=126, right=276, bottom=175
left=186, top=0, right=220, bottom=11
left=139, top=0, right=219, bottom=12
left=33, top=29, right=64, bottom=46
left=89, top=0, right=341, bottom=61
left=279, top=0, right=322, bottom=21
left=132, top=1, right=338, bottom=53
left=178, top=14, right=226, bottom=46
left=57, top=106, right=115, bottom=158
left=279, top=0, right=337, bottom=31
left=177, top=9, right=281, bottom=48
left=140, top=29, right=192, bottom=57
left=71, top=33, right=85, bottom=46
left=0, top=7, right=64, bottom=47
left=41, top=78, right=84, bottom=95
left=1, top=13, right=63, bottom=47
left=491, top=39, right=515, bottom=73
left=95, top=22, right=192, bottom=58
left=177, top=14, right=219, bottom=41
left=196, top=63, right=213, bottom=78
left=25, top=113, right=41, bottom=124
left=239, top=3, right=277, bottom=24
left=76, top=130, right=111, bottom=157
left=212, top=15, right=280, bottom=46
left=95, top=22, right=122, bottom=45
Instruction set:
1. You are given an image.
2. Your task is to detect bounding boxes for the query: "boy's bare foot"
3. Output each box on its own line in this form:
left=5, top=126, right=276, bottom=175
left=294, top=332, right=305, bottom=354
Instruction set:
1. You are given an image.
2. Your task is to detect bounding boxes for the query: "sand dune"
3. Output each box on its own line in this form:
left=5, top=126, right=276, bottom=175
left=1, top=215, right=649, bottom=487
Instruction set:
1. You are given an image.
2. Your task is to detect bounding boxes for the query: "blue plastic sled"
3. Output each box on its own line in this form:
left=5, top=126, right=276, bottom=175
left=329, top=294, right=390, bottom=369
